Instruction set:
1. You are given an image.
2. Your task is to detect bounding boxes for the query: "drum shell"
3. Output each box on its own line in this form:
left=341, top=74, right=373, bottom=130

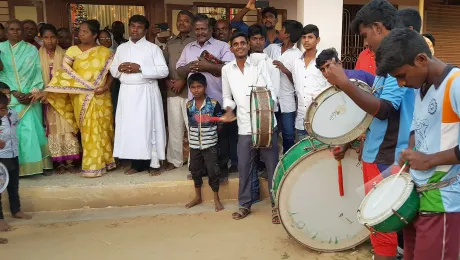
left=369, top=187, right=420, bottom=233
left=250, top=87, right=275, bottom=148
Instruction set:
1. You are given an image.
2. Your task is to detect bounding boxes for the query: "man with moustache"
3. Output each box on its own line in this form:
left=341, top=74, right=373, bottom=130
left=231, top=0, right=281, bottom=48
left=57, top=28, right=72, bottom=50
left=221, top=32, right=279, bottom=223
left=176, top=14, right=235, bottom=182
left=110, top=15, right=169, bottom=176
left=162, top=10, right=196, bottom=172
left=215, top=20, right=231, bottom=43
left=22, top=20, right=41, bottom=49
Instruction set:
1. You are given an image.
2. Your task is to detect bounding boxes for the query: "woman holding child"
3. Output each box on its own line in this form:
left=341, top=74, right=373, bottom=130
left=0, top=19, right=52, bottom=176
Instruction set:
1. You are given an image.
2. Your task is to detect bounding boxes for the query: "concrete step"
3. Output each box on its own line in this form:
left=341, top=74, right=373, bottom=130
left=2, top=166, right=270, bottom=212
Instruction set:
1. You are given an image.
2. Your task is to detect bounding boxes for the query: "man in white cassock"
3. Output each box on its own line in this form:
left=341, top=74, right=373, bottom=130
left=110, top=15, right=169, bottom=175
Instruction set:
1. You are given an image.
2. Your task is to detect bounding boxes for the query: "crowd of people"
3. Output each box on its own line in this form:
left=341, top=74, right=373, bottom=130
left=1, top=1, right=459, bottom=259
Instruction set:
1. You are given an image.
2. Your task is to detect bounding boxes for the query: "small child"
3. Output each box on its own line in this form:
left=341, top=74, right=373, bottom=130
left=0, top=83, right=32, bottom=234
left=185, top=73, right=224, bottom=212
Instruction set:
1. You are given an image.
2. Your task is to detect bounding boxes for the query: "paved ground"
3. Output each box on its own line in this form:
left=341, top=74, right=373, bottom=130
left=1, top=202, right=372, bottom=260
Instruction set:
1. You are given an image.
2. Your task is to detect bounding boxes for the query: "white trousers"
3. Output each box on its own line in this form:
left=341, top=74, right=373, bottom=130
left=166, top=95, right=189, bottom=167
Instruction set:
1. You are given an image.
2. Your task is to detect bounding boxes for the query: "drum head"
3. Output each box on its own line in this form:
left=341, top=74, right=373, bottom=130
left=277, top=148, right=369, bottom=252
left=305, top=79, right=373, bottom=145
left=358, top=173, right=414, bottom=226
left=0, top=162, right=9, bottom=193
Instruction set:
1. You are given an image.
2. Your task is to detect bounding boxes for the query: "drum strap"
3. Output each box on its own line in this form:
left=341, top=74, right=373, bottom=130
left=415, top=177, right=457, bottom=193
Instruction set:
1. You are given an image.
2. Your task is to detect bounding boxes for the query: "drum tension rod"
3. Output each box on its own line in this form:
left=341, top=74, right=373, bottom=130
left=391, top=209, right=409, bottom=225
left=363, top=223, right=377, bottom=236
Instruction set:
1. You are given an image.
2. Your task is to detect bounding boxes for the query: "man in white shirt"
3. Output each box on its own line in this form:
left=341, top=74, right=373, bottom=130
left=290, top=24, right=330, bottom=141
left=264, top=20, right=303, bottom=154
left=221, top=32, right=279, bottom=223
left=110, top=15, right=169, bottom=175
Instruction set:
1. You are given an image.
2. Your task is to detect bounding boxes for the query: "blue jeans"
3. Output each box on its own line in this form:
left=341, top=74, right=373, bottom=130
left=275, top=111, right=296, bottom=154
left=296, top=129, right=308, bottom=142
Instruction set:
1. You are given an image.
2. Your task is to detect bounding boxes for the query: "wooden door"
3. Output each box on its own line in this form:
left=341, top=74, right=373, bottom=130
left=8, top=0, right=44, bottom=22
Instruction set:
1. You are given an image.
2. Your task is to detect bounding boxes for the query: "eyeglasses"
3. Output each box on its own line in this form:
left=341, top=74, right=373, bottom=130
left=99, top=38, right=111, bottom=41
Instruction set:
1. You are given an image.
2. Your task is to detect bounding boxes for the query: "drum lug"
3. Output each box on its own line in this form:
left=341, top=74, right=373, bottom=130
left=363, top=223, right=377, bottom=236
left=391, top=209, right=409, bottom=225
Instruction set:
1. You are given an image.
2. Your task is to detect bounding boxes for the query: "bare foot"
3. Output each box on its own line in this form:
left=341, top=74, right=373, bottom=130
left=0, top=237, right=7, bottom=244
left=185, top=197, right=202, bottom=209
left=214, top=200, right=224, bottom=212
left=149, top=168, right=161, bottom=176
left=164, top=162, right=177, bottom=172
left=0, top=220, right=11, bottom=232
left=124, top=168, right=138, bottom=175
left=13, top=212, right=32, bottom=220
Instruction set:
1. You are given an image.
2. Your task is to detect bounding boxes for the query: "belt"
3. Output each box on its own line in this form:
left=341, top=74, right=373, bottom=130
left=416, top=176, right=458, bottom=193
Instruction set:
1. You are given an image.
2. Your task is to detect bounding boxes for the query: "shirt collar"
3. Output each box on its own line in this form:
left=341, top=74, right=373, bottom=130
left=434, top=64, right=456, bottom=89
left=172, top=31, right=195, bottom=41
left=191, top=37, right=216, bottom=47
left=299, top=50, right=319, bottom=60
left=192, top=95, right=210, bottom=109
left=129, top=36, right=147, bottom=44
left=231, top=56, right=251, bottom=67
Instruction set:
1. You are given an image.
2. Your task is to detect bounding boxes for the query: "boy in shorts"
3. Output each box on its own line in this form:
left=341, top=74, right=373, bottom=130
left=184, top=73, right=224, bottom=212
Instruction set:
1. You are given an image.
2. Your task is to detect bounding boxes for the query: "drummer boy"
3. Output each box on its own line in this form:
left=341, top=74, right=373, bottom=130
left=329, top=0, right=414, bottom=259
left=375, top=28, right=460, bottom=260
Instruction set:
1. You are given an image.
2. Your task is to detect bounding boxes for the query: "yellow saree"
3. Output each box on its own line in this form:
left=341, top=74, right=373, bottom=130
left=46, top=45, right=116, bottom=177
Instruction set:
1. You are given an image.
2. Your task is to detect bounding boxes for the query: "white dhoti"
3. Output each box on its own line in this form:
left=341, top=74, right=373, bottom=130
left=113, top=82, right=166, bottom=168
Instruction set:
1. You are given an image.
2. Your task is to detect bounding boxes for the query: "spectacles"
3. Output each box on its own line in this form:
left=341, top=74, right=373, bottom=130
left=99, top=38, right=111, bottom=41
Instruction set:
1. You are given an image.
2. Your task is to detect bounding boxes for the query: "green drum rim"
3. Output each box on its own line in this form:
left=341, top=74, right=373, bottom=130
left=272, top=137, right=328, bottom=205
left=372, top=188, right=419, bottom=233
left=357, top=173, right=418, bottom=228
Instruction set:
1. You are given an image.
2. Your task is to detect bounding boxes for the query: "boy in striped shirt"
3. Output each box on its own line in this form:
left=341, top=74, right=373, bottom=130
left=376, top=28, right=460, bottom=260
left=185, top=73, right=224, bottom=212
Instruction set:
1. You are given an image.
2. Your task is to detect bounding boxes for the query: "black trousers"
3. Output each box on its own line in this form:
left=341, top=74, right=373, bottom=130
left=0, top=157, right=20, bottom=219
left=131, top=160, right=150, bottom=172
left=218, top=110, right=238, bottom=178
left=190, top=146, right=220, bottom=192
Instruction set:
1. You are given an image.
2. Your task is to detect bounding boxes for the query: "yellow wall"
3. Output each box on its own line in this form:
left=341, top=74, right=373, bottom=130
left=14, top=6, right=37, bottom=22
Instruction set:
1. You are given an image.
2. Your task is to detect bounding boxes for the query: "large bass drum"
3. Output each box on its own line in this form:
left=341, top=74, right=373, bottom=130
left=305, top=79, right=373, bottom=145
left=273, top=138, right=369, bottom=252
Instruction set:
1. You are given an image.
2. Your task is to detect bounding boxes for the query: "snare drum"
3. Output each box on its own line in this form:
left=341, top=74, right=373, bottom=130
left=273, top=137, right=369, bottom=252
left=305, top=79, right=373, bottom=145
left=250, top=87, right=275, bottom=148
left=357, top=173, right=419, bottom=233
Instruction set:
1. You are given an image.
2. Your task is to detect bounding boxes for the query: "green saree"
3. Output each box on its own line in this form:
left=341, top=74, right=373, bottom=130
left=0, top=41, right=52, bottom=176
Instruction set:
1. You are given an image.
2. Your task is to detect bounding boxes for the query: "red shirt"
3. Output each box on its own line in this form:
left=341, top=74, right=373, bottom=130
left=355, top=48, right=376, bottom=76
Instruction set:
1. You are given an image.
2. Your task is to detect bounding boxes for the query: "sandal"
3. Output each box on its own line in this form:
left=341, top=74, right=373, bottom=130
left=0, top=237, right=7, bottom=244
left=232, top=207, right=251, bottom=220
left=272, top=208, right=281, bottom=224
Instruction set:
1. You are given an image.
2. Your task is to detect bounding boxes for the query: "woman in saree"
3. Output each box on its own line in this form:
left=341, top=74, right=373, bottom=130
left=39, top=24, right=81, bottom=174
left=44, top=20, right=116, bottom=178
left=0, top=19, right=52, bottom=176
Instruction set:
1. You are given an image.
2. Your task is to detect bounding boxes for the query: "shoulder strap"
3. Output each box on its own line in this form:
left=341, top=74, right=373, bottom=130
left=442, top=70, right=460, bottom=123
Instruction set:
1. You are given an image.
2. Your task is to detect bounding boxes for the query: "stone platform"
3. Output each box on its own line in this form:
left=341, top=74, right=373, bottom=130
left=1, top=166, right=270, bottom=212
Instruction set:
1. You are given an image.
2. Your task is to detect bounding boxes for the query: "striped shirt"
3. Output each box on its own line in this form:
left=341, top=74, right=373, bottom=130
left=187, top=96, right=222, bottom=150
left=411, top=66, right=460, bottom=213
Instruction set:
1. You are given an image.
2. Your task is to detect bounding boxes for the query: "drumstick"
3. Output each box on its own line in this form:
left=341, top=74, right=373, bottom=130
left=335, top=147, right=344, bottom=197
left=194, top=114, right=222, bottom=123
left=372, top=147, right=417, bottom=209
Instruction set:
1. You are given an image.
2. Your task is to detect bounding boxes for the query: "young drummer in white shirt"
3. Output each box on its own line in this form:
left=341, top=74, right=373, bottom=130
left=221, top=32, right=280, bottom=224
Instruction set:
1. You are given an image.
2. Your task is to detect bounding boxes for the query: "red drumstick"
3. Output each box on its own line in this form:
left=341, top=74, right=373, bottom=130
left=194, top=114, right=222, bottom=123
left=335, top=147, right=344, bottom=197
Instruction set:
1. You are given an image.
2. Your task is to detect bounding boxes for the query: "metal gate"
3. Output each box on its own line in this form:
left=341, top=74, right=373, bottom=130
left=341, top=5, right=364, bottom=70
